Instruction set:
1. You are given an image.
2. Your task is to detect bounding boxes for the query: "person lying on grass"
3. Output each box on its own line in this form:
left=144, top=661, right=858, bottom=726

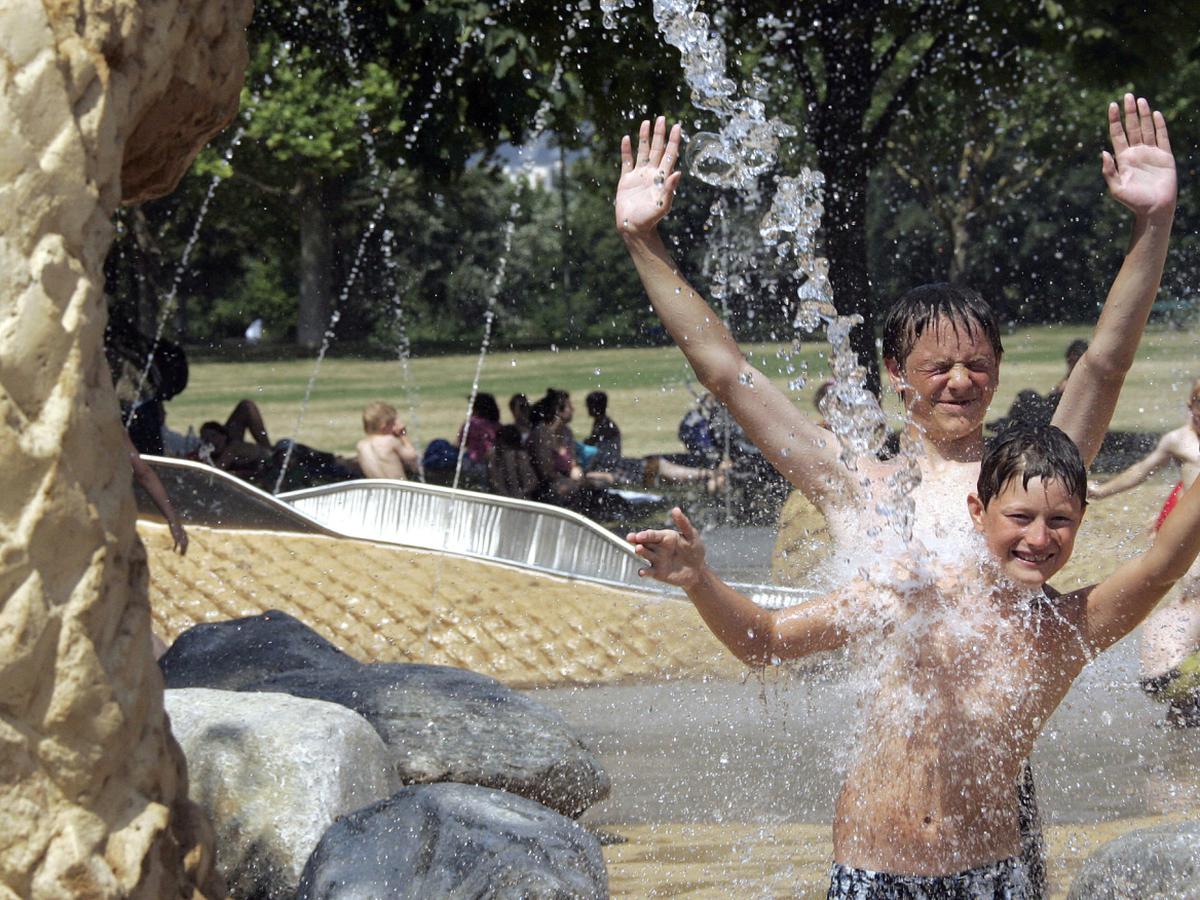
left=629, top=425, right=1200, bottom=898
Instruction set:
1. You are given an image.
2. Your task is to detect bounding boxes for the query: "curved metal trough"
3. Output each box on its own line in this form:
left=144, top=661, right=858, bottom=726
left=137, top=456, right=810, bottom=607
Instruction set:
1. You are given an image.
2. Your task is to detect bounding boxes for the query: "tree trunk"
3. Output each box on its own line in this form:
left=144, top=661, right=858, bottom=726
left=820, top=152, right=880, bottom=395
left=814, top=27, right=881, bottom=394
left=297, top=173, right=333, bottom=350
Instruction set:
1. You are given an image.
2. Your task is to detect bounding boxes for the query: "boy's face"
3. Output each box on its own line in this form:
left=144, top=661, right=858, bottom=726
left=967, top=476, right=1083, bottom=587
left=886, top=319, right=999, bottom=443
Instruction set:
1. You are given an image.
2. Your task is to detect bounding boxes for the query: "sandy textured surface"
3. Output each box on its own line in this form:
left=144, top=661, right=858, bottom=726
left=140, top=523, right=743, bottom=687
left=602, top=816, right=1188, bottom=899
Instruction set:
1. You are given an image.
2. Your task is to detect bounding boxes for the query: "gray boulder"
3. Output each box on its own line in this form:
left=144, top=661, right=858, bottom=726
left=1067, top=818, right=1200, bottom=900
left=165, top=688, right=397, bottom=899
left=296, top=782, right=608, bottom=900
left=160, top=610, right=360, bottom=691
left=161, top=613, right=610, bottom=818
left=256, top=663, right=611, bottom=818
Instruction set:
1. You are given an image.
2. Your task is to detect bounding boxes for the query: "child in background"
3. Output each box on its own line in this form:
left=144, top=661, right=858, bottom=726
left=357, top=401, right=420, bottom=480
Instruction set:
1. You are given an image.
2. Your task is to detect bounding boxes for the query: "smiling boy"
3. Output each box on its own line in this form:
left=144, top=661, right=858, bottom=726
left=629, top=425, right=1200, bottom=897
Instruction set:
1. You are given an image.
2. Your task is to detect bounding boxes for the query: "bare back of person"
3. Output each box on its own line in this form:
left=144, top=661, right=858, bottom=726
left=357, top=433, right=409, bottom=480
left=1160, top=424, right=1200, bottom=487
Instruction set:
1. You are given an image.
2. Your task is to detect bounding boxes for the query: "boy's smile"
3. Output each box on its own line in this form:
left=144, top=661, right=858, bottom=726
left=968, top=476, right=1083, bottom=587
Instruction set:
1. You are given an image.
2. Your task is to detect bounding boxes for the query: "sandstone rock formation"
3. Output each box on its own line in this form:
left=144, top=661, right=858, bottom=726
left=0, top=1, right=250, bottom=896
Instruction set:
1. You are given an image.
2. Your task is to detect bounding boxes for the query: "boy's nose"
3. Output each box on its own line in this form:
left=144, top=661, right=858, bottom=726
left=947, top=365, right=971, bottom=391
left=1025, top=520, right=1051, bottom=548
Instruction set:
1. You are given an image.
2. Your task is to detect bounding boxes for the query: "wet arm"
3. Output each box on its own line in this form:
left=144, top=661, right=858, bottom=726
left=618, top=119, right=844, bottom=505
left=1053, top=96, right=1176, bottom=466
left=1083, top=475, right=1200, bottom=652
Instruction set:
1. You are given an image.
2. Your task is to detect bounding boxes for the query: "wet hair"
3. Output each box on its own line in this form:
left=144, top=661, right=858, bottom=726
left=586, top=391, right=608, bottom=417
left=881, top=283, right=1003, bottom=368
left=471, top=392, right=501, bottom=423
left=509, top=393, right=530, bottom=416
left=362, top=401, right=397, bottom=434
left=977, top=425, right=1087, bottom=510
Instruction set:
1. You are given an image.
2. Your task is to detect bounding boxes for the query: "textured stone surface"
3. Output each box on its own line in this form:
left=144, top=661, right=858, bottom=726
left=139, top=522, right=744, bottom=686
left=160, top=609, right=361, bottom=691
left=297, top=783, right=608, bottom=900
left=1067, top=818, right=1200, bottom=900
left=160, top=611, right=611, bottom=818
left=258, top=663, right=612, bottom=819
left=166, top=688, right=397, bottom=900
left=0, top=1, right=249, bottom=896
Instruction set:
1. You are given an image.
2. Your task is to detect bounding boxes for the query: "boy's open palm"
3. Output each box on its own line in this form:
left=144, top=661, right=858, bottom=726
left=616, top=116, right=683, bottom=236
left=628, top=507, right=705, bottom=588
left=1103, top=94, right=1176, bottom=220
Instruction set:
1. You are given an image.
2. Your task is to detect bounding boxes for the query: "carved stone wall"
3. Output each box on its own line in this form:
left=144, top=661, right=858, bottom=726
left=0, top=0, right=250, bottom=896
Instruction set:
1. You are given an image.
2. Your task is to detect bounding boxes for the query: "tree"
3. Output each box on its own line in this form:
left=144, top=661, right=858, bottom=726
left=666, top=0, right=1200, bottom=389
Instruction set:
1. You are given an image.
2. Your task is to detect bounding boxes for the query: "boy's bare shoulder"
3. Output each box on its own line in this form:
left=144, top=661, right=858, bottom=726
left=1160, top=425, right=1200, bottom=459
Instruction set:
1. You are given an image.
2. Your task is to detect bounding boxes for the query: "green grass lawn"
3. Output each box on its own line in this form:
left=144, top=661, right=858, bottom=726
left=166, top=325, right=1199, bottom=458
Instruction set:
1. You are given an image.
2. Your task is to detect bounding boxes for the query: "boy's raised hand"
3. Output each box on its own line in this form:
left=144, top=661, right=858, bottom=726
left=1102, top=94, right=1176, bottom=222
left=628, top=506, right=706, bottom=588
left=616, top=116, right=683, bottom=236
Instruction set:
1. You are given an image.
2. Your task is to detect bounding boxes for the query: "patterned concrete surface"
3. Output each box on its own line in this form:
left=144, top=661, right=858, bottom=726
left=602, top=816, right=1186, bottom=898
left=139, top=523, right=743, bottom=687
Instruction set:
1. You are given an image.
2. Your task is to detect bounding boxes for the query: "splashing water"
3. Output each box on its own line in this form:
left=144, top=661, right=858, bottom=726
left=451, top=210, right=519, bottom=493
left=276, top=6, right=498, bottom=488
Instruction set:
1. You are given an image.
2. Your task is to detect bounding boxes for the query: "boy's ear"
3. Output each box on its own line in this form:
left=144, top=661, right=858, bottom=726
left=966, top=492, right=987, bottom=531
left=883, top=356, right=908, bottom=398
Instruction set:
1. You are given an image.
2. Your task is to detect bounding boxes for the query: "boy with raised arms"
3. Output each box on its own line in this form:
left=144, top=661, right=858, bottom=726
left=614, top=95, right=1176, bottom=553
left=630, top=426, right=1200, bottom=897
left=615, top=91, right=1176, bottom=890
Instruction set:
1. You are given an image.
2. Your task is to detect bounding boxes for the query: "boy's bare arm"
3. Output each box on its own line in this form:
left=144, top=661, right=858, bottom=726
left=1080, top=474, right=1200, bottom=653
left=1053, top=95, right=1176, bottom=467
left=617, top=117, right=846, bottom=508
left=1088, top=434, right=1174, bottom=499
left=629, top=508, right=849, bottom=664
left=125, top=432, right=188, bottom=554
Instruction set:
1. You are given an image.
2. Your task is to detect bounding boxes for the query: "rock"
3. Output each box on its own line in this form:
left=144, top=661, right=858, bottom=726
left=1067, top=818, right=1200, bottom=900
left=163, top=613, right=611, bottom=817
left=257, top=663, right=611, bottom=818
left=165, top=688, right=398, bottom=900
left=296, top=783, right=608, bottom=900
left=160, top=609, right=361, bottom=690
left=1, top=0, right=248, bottom=896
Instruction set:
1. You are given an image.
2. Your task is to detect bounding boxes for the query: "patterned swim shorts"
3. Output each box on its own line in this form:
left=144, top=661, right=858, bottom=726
left=827, top=854, right=1035, bottom=899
